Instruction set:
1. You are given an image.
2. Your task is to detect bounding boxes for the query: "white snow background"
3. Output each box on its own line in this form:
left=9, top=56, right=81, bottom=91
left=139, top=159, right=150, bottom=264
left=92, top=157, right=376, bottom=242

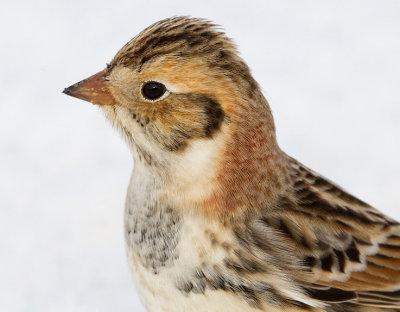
left=0, top=1, right=399, bottom=311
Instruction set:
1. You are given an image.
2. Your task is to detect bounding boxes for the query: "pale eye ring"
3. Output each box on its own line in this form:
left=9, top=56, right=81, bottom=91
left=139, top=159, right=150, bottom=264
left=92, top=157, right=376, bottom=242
left=142, top=81, right=166, bottom=100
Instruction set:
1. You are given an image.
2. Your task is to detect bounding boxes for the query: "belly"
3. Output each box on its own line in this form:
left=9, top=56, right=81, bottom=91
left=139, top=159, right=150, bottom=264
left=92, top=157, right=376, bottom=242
left=126, top=250, right=321, bottom=312
left=126, top=250, right=262, bottom=312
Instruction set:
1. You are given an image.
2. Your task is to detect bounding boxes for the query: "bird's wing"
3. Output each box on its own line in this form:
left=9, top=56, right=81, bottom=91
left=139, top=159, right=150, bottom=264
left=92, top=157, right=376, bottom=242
left=257, top=160, right=400, bottom=308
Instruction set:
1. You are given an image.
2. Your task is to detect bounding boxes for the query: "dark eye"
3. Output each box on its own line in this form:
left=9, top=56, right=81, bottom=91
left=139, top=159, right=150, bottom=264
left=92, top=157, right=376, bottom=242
left=142, top=81, right=166, bottom=100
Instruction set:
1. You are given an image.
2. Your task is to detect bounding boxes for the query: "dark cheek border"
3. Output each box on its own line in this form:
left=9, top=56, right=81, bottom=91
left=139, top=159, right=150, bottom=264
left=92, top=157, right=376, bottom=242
left=201, top=96, right=225, bottom=138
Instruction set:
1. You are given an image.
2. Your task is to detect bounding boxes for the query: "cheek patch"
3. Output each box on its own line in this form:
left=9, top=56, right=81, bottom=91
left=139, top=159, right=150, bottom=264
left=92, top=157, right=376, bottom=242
left=145, top=93, right=225, bottom=152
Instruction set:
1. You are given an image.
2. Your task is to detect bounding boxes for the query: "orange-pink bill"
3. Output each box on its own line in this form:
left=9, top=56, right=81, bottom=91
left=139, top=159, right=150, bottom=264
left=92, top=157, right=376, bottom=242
left=63, top=69, right=115, bottom=106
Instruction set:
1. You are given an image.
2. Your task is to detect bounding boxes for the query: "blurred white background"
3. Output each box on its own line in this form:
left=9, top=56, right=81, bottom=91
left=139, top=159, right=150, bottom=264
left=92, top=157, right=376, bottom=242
left=0, top=1, right=399, bottom=311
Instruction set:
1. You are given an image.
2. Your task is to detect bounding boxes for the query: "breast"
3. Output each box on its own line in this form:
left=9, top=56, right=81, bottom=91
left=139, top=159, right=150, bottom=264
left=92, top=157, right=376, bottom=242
left=122, top=165, right=318, bottom=312
left=124, top=164, right=182, bottom=274
left=123, top=183, right=254, bottom=312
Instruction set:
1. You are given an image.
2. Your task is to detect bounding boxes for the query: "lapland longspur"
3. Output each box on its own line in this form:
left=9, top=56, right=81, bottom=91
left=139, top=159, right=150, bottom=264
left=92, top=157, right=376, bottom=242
left=64, top=17, right=400, bottom=312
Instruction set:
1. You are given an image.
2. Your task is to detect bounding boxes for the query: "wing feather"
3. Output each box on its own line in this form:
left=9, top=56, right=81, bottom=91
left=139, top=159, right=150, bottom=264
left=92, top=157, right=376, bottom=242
left=266, top=159, right=400, bottom=308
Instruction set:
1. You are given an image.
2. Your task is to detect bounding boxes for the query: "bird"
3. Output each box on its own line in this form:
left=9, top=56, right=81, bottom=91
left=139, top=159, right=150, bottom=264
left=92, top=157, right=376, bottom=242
left=63, top=17, right=400, bottom=312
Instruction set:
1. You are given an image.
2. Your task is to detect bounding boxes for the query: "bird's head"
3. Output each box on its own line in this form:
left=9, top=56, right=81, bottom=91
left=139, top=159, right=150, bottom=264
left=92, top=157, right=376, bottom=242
left=64, top=17, right=286, bottom=215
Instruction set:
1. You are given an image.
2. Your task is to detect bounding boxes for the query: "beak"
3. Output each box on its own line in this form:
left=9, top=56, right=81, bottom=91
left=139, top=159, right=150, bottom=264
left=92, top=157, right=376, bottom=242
left=63, top=69, right=115, bottom=105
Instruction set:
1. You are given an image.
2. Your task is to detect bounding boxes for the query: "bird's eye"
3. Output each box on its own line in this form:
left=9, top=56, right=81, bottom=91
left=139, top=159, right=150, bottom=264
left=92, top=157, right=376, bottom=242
left=142, top=81, right=166, bottom=100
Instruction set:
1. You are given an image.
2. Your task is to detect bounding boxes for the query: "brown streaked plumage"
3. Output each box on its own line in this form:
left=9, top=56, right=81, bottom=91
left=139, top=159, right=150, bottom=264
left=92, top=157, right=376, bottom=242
left=64, top=17, right=400, bottom=312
